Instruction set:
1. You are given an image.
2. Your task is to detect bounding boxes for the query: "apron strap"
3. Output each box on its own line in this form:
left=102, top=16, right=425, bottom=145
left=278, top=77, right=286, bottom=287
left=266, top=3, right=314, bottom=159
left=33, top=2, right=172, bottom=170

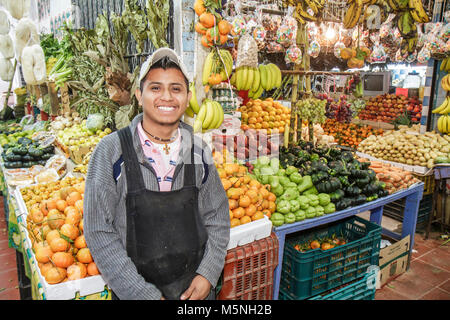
left=117, top=127, right=146, bottom=194
left=183, top=143, right=196, bottom=188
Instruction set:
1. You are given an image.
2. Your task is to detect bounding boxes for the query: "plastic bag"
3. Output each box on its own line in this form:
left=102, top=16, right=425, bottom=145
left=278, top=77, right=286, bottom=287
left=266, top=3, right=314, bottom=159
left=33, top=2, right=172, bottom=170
left=370, top=42, right=387, bottom=63
left=308, top=40, right=320, bottom=58
left=236, top=33, right=258, bottom=68
left=231, top=15, right=247, bottom=37
left=285, top=45, right=302, bottom=65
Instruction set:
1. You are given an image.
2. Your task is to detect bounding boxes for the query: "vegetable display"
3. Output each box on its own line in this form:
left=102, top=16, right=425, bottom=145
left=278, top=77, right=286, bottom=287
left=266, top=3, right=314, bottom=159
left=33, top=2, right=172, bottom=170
left=358, top=127, right=450, bottom=168
left=322, top=119, right=384, bottom=148
left=293, top=234, right=348, bottom=252
left=1, top=137, right=55, bottom=169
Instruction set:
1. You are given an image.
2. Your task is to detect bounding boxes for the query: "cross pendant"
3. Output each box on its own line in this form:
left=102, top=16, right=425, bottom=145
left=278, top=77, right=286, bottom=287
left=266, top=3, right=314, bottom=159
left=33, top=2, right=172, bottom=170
left=163, top=144, right=170, bottom=155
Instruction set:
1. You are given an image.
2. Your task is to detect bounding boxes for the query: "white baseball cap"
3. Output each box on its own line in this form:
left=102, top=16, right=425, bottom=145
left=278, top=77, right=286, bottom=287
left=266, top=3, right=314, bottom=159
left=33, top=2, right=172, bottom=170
left=139, top=47, right=191, bottom=84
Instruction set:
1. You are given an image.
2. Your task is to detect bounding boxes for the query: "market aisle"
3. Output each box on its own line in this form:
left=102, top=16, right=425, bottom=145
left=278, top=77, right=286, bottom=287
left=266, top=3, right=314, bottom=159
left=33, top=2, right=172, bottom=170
left=0, top=196, right=20, bottom=300
left=375, top=231, right=450, bottom=300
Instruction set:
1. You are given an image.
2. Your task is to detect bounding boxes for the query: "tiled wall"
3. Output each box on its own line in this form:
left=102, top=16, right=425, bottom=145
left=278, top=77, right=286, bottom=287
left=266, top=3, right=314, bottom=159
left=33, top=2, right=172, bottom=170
left=181, top=0, right=196, bottom=81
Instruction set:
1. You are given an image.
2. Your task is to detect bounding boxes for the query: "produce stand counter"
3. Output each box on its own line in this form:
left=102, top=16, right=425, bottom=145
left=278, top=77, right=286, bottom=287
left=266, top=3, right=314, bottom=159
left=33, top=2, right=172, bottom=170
left=272, top=182, right=424, bottom=300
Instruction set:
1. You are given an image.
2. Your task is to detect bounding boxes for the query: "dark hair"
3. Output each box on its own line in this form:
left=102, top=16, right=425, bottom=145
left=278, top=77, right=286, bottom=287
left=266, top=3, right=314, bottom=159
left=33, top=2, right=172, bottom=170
left=140, top=56, right=189, bottom=92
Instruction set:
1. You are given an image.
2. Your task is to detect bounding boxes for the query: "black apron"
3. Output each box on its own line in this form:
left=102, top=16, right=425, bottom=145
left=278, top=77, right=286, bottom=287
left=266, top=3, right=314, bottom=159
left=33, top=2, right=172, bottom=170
left=112, top=127, right=208, bottom=300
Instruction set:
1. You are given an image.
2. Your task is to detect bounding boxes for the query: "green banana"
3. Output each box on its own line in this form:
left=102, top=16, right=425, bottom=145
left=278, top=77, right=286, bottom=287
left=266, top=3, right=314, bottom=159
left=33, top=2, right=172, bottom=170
left=251, top=67, right=261, bottom=92
left=202, top=51, right=214, bottom=85
left=259, top=65, right=269, bottom=90
left=188, top=82, right=201, bottom=114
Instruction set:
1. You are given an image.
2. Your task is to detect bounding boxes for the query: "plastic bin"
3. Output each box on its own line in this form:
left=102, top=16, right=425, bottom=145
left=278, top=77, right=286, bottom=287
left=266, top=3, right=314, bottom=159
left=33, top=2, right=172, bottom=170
left=280, top=266, right=378, bottom=300
left=413, top=173, right=435, bottom=195
left=218, top=233, right=279, bottom=300
left=383, top=194, right=433, bottom=227
left=280, top=216, right=381, bottom=300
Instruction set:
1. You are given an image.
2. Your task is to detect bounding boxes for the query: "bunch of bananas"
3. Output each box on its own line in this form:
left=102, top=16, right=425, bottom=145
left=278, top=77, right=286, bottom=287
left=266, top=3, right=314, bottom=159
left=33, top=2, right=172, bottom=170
left=202, top=49, right=233, bottom=87
left=437, top=115, right=450, bottom=134
left=440, top=57, right=450, bottom=73
left=283, top=0, right=324, bottom=24
left=193, top=99, right=225, bottom=133
left=230, top=64, right=282, bottom=99
left=433, top=96, right=450, bottom=115
left=441, top=74, right=450, bottom=92
left=344, top=0, right=364, bottom=29
left=408, top=0, right=430, bottom=23
left=185, top=82, right=201, bottom=118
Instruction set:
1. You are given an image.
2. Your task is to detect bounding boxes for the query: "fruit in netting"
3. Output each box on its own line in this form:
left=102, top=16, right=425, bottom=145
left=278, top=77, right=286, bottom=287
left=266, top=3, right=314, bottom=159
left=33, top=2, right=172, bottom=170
left=49, top=237, right=70, bottom=252
left=74, top=235, right=87, bottom=249
left=199, top=12, right=216, bottom=28
left=66, top=192, right=82, bottom=207
left=195, top=22, right=207, bottom=35
left=60, top=223, right=79, bottom=240
left=201, top=35, right=213, bottom=48
left=35, top=246, right=53, bottom=263
left=76, top=248, right=93, bottom=264
left=44, top=267, right=66, bottom=284
left=340, top=48, right=353, bottom=60
left=218, top=20, right=231, bottom=35
left=194, top=0, right=206, bottom=16
left=87, top=262, right=100, bottom=276
left=51, top=252, right=74, bottom=268
left=67, top=262, right=87, bottom=280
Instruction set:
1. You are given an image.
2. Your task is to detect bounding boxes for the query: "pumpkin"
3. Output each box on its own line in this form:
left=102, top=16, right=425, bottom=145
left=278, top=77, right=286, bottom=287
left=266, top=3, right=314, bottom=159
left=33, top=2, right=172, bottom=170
left=49, top=237, right=70, bottom=252
left=66, top=191, right=82, bottom=207
left=47, top=210, right=65, bottom=230
left=74, top=235, right=87, bottom=249
left=76, top=248, right=93, bottom=264
left=35, top=246, right=53, bottom=263
left=87, top=262, right=100, bottom=276
left=60, top=223, right=79, bottom=240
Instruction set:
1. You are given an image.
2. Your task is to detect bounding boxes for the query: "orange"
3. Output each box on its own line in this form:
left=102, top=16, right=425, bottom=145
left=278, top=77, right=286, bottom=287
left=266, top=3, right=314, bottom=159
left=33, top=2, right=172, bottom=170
left=44, top=267, right=66, bottom=284
left=49, top=237, right=70, bottom=252
left=76, top=248, right=93, bottom=264
left=66, top=192, right=82, bottom=207
left=199, top=12, right=216, bottom=28
left=252, top=211, right=264, bottom=221
left=87, top=262, right=100, bottom=276
left=195, top=21, right=208, bottom=35
left=238, top=195, right=251, bottom=208
left=230, top=218, right=241, bottom=228
left=35, top=246, right=53, bottom=264
left=245, top=204, right=257, bottom=216
left=221, top=178, right=232, bottom=191
left=60, top=223, right=79, bottom=240
left=218, top=19, right=231, bottom=35
left=55, top=199, right=67, bottom=212
left=229, top=210, right=233, bottom=220
left=268, top=201, right=276, bottom=213
left=232, top=207, right=245, bottom=219
left=74, top=235, right=87, bottom=249
left=194, top=0, right=206, bottom=16
left=240, top=216, right=252, bottom=225
left=228, top=198, right=238, bottom=210
left=67, top=262, right=87, bottom=280
left=52, top=252, right=74, bottom=268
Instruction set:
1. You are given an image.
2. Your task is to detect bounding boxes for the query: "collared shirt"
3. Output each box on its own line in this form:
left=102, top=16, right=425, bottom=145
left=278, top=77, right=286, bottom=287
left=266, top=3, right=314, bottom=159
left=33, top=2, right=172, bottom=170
left=137, top=122, right=181, bottom=191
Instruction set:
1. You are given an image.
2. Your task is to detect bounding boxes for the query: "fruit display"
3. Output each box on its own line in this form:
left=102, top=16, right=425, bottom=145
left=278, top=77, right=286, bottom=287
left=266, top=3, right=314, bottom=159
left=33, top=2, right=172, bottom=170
left=278, top=142, right=389, bottom=215
left=357, top=128, right=450, bottom=168
left=440, top=56, right=450, bottom=73
left=433, top=96, right=450, bottom=134
left=296, top=97, right=327, bottom=125
left=216, top=160, right=274, bottom=228
left=339, top=47, right=371, bottom=69
left=322, top=119, right=384, bottom=149
left=358, top=158, right=421, bottom=194
left=0, top=128, right=35, bottom=147
left=230, top=63, right=282, bottom=99
left=1, top=137, right=55, bottom=169
left=358, top=93, right=409, bottom=123
left=325, top=95, right=352, bottom=123
left=238, top=98, right=290, bottom=133
left=192, top=98, right=224, bottom=133
left=20, top=176, right=101, bottom=284
left=343, top=0, right=363, bottom=29
left=202, top=49, right=233, bottom=87
left=212, top=129, right=279, bottom=162
left=194, top=0, right=231, bottom=48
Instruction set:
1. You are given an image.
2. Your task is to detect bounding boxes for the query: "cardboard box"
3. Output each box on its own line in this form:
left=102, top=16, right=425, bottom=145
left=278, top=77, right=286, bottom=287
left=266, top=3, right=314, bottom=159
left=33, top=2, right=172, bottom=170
left=378, top=235, right=410, bottom=288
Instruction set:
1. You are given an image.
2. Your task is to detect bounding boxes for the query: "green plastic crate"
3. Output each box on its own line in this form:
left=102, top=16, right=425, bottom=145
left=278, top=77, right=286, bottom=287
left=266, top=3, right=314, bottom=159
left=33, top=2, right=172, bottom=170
left=280, top=216, right=381, bottom=300
left=279, top=267, right=378, bottom=300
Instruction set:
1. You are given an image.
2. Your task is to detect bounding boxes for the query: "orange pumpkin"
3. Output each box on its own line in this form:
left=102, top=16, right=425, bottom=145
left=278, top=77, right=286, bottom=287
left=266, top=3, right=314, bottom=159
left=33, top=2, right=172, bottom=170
left=87, top=262, right=100, bottom=276
left=44, top=267, right=66, bottom=284
left=66, top=192, right=82, bottom=207
left=49, top=237, right=70, bottom=252
left=60, top=223, right=79, bottom=240
left=76, top=248, right=93, bottom=264
left=67, top=262, right=87, bottom=280
left=52, top=252, right=74, bottom=268
left=74, top=235, right=87, bottom=249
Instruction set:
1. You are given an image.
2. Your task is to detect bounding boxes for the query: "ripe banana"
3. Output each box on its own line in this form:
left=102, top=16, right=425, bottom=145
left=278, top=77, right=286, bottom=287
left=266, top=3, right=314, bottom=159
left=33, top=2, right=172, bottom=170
left=441, top=74, right=450, bottom=91
left=344, top=0, right=363, bottom=29
left=189, top=82, right=200, bottom=114
left=244, top=67, right=254, bottom=91
left=202, top=51, right=214, bottom=86
left=230, top=72, right=237, bottom=87
left=251, top=67, right=261, bottom=92
left=408, top=0, right=430, bottom=23
left=268, top=63, right=281, bottom=89
left=259, top=65, right=268, bottom=90
left=202, top=100, right=216, bottom=129
left=211, top=101, right=224, bottom=129
left=193, top=101, right=208, bottom=133
left=433, top=96, right=450, bottom=114
left=184, top=105, right=195, bottom=118
left=437, top=115, right=449, bottom=133
left=438, top=98, right=450, bottom=114
left=253, top=84, right=264, bottom=99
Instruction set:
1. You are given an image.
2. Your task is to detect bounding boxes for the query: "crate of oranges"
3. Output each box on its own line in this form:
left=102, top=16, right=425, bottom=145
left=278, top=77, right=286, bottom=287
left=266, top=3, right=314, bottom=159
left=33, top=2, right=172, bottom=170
left=238, top=98, right=290, bottom=134
left=217, top=160, right=274, bottom=250
left=16, top=176, right=107, bottom=300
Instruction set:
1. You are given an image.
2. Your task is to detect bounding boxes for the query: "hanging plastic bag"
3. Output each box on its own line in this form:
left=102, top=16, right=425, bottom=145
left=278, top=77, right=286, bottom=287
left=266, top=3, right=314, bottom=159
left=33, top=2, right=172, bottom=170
left=417, top=45, right=431, bottom=63
left=285, top=44, right=302, bottom=65
left=236, top=32, right=258, bottom=68
left=308, top=40, right=321, bottom=58
left=370, top=42, right=387, bottom=63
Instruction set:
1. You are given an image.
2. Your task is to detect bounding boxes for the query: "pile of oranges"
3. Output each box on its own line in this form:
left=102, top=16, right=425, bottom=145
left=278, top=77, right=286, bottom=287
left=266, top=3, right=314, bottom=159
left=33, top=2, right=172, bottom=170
left=21, top=176, right=100, bottom=285
left=239, top=98, right=291, bottom=134
left=194, top=0, right=231, bottom=48
left=216, top=157, right=277, bottom=228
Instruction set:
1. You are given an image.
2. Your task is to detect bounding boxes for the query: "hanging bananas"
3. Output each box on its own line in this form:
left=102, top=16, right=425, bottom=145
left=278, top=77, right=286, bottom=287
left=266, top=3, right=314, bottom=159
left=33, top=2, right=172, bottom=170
left=343, top=0, right=364, bottom=29
left=441, top=57, right=450, bottom=73
left=283, top=0, right=325, bottom=25
left=202, top=49, right=234, bottom=87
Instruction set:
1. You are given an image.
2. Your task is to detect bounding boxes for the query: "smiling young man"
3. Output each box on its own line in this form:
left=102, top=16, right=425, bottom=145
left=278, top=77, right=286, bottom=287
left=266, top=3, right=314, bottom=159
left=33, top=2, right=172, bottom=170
left=83, top=48, right=230, bottom=300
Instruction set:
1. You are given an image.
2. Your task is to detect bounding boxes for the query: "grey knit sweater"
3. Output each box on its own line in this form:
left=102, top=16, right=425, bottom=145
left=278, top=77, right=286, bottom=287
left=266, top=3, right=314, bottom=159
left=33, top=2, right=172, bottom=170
left=83, top=114, right=230, bottom=300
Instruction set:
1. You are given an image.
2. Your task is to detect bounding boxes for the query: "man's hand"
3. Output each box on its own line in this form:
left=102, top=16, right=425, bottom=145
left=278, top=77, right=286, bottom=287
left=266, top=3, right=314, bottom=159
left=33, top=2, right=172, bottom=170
left=180, top=275, right=211, bottom=300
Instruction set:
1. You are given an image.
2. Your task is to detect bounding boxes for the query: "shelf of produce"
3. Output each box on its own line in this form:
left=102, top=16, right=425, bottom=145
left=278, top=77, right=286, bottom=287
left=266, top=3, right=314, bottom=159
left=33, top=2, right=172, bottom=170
left=271, top=182, right=424, bottom=300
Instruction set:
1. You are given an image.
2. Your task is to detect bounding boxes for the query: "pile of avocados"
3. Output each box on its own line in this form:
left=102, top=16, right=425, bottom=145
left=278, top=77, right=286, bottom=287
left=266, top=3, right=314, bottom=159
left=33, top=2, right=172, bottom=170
left=2, top=137, right=55, bottom=169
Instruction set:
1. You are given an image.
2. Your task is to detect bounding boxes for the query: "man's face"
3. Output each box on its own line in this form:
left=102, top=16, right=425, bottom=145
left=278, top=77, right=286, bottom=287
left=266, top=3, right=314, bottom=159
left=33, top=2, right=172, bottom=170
left=137, top=67, right=191, bottom=126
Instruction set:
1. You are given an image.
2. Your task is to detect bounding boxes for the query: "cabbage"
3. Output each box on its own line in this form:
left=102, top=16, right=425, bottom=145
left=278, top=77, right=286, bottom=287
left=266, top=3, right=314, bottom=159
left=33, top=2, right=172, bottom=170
left=0, top=10, right=10, bottom=35
left=0, top=58, right=14, bottom=81
left=86, top=113, right=105, bottom=132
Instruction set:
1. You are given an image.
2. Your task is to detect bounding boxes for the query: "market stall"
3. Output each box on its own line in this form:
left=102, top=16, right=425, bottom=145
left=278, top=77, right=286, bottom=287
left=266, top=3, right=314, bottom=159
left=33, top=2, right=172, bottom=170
left=0, top=0, right=449, bottom=301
